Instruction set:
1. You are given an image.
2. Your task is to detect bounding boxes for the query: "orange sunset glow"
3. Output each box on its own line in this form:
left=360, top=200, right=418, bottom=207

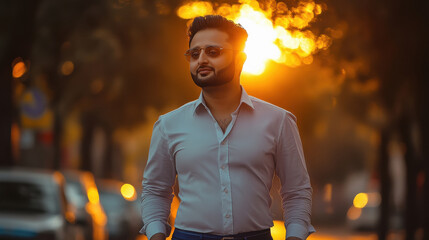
left=177, top=0, right=331, bottom=75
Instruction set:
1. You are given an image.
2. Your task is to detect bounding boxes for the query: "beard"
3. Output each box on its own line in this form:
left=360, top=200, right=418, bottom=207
left=191, top=62, right=235, bottom=88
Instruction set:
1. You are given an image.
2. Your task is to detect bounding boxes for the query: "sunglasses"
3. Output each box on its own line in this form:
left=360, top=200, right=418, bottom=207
left=184, top=46, right=235, bottom=61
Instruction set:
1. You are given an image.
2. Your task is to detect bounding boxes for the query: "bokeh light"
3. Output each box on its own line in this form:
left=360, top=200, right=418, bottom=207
left=61, top=61, right=74, bottom=76
left=87, top=186, right=100, bottom=204
left=12, top=60, right=27, bottom=78
left=353, top=193, right=369, bottom=209
left=347, top=206, right=362, bottom=221
left=121, top=183, right=137, bottom=201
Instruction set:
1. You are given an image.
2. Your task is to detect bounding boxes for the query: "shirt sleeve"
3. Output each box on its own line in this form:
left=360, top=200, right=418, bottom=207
left=140, top=116, right=176, bottom=240
left=275, top=112, right=316, bottom=240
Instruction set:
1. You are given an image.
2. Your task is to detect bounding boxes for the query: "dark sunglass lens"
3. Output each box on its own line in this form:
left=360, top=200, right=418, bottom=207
left=205, top=47, right=221, bottom=57
left=190, top=49, right=201, bottom=59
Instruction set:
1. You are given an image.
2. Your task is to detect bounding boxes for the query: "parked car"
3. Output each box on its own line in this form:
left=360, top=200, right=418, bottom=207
left=346, top=192, right=402, bottom=231
left=96, top=179, right=141, bottom=240
left=0, top=168, right=77, bottom=240
left=62, top=170, right=107, bottom=240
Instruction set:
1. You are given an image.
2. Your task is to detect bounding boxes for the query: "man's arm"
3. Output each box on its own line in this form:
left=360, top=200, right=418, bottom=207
left=275, top=112, right=315, bottom=240
left=150, top=233, right=166, bottom=240
left=140, top=117, right=176, bottom=240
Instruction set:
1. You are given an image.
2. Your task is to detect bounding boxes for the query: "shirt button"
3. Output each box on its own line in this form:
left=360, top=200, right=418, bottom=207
left=221, top=165, right=226, bottom=170
left=224, top=188, right=228, bottom=193
left=226, top=214, right=230, bottom=218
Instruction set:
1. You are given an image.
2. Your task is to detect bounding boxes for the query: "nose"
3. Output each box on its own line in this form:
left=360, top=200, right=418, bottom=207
left=197, top=50, right=209, bottom=65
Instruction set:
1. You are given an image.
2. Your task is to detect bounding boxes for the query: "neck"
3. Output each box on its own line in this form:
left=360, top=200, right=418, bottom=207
left=202, top=81, right=241, bottom=115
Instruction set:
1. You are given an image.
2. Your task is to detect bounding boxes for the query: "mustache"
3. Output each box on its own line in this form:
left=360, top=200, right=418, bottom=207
left=197, top=66, right=215, bottom=73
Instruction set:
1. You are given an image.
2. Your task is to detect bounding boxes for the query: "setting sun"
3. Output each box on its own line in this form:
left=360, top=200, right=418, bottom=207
left=177, top=0, right=331, bottom=75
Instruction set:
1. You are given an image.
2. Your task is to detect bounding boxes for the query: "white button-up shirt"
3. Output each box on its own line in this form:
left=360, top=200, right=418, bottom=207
left=140, top=87, right=315, bottom=240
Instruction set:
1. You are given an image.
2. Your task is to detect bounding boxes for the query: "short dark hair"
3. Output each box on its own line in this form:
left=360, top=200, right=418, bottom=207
left=187, top=15, right=248, bottom=52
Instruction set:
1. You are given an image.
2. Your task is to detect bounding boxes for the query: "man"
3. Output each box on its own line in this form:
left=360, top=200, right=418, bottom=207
left=140, top=15, right=315, bottom=240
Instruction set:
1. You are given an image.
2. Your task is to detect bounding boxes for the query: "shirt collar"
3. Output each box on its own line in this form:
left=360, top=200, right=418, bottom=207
left=193, top=86, right=255, bottom=114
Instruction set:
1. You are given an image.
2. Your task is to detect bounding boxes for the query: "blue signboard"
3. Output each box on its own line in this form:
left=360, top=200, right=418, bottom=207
left=21, top=88, right=47, bottom=119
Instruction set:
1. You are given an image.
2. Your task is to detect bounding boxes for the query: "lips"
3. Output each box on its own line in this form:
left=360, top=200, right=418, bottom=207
left=197, top=67, right=214, bottom=75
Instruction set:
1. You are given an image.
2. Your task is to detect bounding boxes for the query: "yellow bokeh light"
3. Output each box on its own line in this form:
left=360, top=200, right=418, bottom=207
left=353, top=193, right=369, bottom=209
left=80, top=172, right=107, bottom=240
left=61, top=61, right=74, bottom=76
left=121, top=183, right=136, bottom=201
left=177, top=0, right=331, bottom=75
left=177, top=1, right=213, bottom=19
left=12, top=61, right=27, bottom=78
left=270, top=220, right=286, bottom=240
left=85, top=202, right=107, bottom=226
left=87, top=186, right=100, bottom=204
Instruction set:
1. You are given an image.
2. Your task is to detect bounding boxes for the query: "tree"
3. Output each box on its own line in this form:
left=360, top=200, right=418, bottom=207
left=0, top=0, right=41, bottom=167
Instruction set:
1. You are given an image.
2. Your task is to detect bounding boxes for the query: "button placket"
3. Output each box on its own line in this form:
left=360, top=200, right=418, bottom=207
left=218, top=139, right=233, bottom=233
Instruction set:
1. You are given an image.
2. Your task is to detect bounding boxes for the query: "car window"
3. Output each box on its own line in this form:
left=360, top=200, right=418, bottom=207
left=65, top=180, right=88, bottom=208
left=0, top=181, right=60, bottom=214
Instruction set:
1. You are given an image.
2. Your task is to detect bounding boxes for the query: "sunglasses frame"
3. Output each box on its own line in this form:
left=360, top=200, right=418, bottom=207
left=184, top=46, right=236, bottom=61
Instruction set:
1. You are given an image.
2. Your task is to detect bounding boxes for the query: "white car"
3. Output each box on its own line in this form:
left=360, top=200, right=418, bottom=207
left=0, top=168, right=77, bottom=240
left=96, top=179, right=141, bottom=240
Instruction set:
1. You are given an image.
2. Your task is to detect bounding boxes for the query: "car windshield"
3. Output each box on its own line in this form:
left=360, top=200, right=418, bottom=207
left=0, top=181, right=60, bottom=214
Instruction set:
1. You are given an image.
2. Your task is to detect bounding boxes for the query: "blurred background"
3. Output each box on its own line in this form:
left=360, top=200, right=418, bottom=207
left=0, top=0, right=428, bottom=239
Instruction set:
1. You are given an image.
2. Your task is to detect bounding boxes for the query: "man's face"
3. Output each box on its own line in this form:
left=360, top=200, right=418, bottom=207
left=188, top=28, right=236, bottom=88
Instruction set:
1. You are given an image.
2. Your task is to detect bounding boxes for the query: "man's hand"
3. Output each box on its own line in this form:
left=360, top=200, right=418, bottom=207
left=286, top=237, right=302, bottom=240
left=150, top=233, right=166, bottom=240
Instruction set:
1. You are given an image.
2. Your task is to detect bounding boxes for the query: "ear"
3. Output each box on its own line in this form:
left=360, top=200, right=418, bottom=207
left=237, top=52, right=247, bottom=65
left=235, top=51, right=247, bottom=70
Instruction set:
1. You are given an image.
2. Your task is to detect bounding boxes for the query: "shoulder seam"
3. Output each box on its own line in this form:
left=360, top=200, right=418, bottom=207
left=160, top=99, right=198, bottom=119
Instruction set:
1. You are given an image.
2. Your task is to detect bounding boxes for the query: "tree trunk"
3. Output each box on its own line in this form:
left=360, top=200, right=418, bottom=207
left=80, top=112, right=95, bottom=172
left=52, top=106, right=62, bottom=170
left=422, top=115, right=429, bottom=240
left=102, top=127, right=114, bottom=179
left=417, top=53, right=429, bottom=240
left=0, top=68, right=13, bottom=167
left=399, top=116, right=418, bottom=240
left=378, top=128, right=390, bottom=240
